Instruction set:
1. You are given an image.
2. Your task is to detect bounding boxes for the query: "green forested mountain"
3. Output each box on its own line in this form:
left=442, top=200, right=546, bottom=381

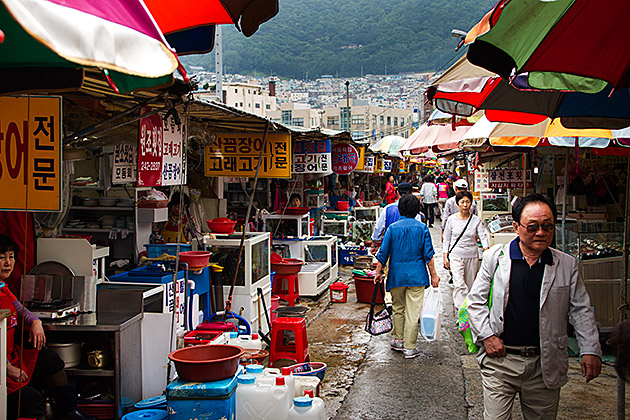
left=182, top=0, right=495, bottom=79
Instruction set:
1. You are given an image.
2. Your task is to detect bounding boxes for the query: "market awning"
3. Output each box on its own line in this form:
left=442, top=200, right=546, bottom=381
left=399, top=123, right=471, bottom=154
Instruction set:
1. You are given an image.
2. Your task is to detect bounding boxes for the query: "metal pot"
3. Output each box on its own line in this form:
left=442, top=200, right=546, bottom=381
left=47, top=342, right=82, bottom=368
left=87, top=349, right=109, bottom=369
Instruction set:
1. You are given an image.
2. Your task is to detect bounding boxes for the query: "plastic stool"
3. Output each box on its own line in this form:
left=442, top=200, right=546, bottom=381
left=272, top=273, right=300, bottom=306
left=269, top=317, right=310, bottom=367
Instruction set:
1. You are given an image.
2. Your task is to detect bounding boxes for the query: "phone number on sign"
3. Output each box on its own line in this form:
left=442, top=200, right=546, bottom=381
left=140, top=161, right=161, bottom=171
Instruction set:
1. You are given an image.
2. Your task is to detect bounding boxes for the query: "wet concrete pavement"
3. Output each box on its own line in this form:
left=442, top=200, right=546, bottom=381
left=289, top=225, right=628, bottom=419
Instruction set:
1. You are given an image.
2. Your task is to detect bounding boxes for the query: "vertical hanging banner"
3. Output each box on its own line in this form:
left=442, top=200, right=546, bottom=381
left=137, top=108, right=186, bottom=187
left=0, top=96, right=62, bottom=211
left=383, top=159, right=392, bottom=173
left=356, top=155, right=375, bottom=173
left=332, top=143, right=359, bottom=175
left=355, top=146, right=366, bottom=171
left=204, top=132, right=291, bottom=178
left=375, top=157, right=383, bottom=173
left=293, top=139, right=331, bottom=174
left=112, top=144, right=137, bottom=184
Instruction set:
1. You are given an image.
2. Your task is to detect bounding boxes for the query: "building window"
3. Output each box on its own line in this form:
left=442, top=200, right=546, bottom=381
left=387, top=116, right=391, bottom=125
left=282, top=110, right=292, bottom=125
left=394, top=117, right=398, bottom=126
left=266, top=104, right=271, bottom=109
left=352, top=131, right=364, bottom=140
left=352, top=115, right=364, bottom=124
left=327, top=116, right=339, bottom=127
left=293, top=117, right=304, bottom=127
left=255, top=103, right=261, bottom=109
left=373, top=115, right=377, bottom=124
left=240, top=102, right=244, bottom=107
left=380, top=132, right=384, bottom=137
left=234, top=89, right=238, bottom=93
left=380, top=115, right=384, bottom=124
left=248, top=89, right=251, bottom=94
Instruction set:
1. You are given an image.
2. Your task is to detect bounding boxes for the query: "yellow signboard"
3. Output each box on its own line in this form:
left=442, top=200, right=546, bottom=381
left=375, top=157, right=383, bottom=173
left=205, top=132, right=291, bottom=178
left=0, top=96, right=62, bottom=211
left=355, top=146, right=365, bottom=171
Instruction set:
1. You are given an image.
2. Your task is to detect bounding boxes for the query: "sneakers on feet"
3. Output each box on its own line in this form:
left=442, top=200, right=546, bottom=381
left=390, top=338, right=404, bottom=351
left=403, top=348, right=421, bottom=359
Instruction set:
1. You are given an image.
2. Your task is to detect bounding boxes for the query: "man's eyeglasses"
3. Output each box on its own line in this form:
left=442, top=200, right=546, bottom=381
left=518, top=222, right=555, bottom=233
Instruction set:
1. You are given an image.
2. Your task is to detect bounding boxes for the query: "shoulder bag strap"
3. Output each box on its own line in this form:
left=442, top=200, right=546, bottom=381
left=447, top=215, right=473, bottom=256
left=368, top=281, right=386, bottom=318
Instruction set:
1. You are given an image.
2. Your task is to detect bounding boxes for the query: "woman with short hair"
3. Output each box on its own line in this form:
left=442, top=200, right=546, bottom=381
left=443, top=191, right=490, bottom=309
left=374, top=194, right=440, bottom=359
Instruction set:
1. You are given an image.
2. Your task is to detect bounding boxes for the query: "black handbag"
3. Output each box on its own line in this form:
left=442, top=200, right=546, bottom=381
left=365, top=282, right=393, bottom=336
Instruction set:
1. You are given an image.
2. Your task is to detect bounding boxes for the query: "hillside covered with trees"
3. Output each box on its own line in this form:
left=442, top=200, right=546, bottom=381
left=182, top=0, right=495, bottom=79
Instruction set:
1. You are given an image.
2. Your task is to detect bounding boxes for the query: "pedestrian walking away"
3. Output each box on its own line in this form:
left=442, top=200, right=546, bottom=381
left=419, top=174, right=438, bottom=227
left=467, top=194, right=601, bottom=420
left=373, top=194, right=440, bottom=359
left=443, top=191, right=490, bottom=310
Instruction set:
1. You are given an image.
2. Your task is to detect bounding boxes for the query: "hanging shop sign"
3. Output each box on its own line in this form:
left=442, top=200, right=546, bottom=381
left=293, top=139, right=331, bottom=174
left=137, top=108, right=187, bottom=187
left=112, top=144, right=137, bottom=184
left=204, top=132, right=291, bottom=178
left=399, top=160, right=408, bottom=173
left=382, top=159, right=392, bottom=173
left=488, top=168, right=532, bottom=189
left=332, top=143, right=359, bottom=175
left=375, top=157, right=383, bottom=173
left=355, top=146, right=366, bottom=171
left=0, top=96, right=61, bottom=211
left=356, top=155, right=375, bottom=173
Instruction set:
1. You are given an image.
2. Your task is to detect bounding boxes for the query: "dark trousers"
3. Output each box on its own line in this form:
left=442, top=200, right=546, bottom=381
left=423, top=203, right=436, bottom=226
left=8, top=347, right=70, bottom=420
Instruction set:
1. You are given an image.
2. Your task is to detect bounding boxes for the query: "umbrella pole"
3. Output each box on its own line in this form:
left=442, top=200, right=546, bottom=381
left=618, top=154, right=630, bottom=420
left=561, top=150, right=569, bottom=252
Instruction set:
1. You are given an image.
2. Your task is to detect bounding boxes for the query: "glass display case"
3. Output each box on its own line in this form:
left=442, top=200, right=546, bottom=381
left=353, top=206, right=379, bottom=221
left=558, top=222, right=623, bottom=261
left=304, top=236, right=338, bottom=281
left=322, top=219, right=349, bottom=236
left=206, top=232, right=271, bottom=333
left=263, top=213, right=310, bottom=238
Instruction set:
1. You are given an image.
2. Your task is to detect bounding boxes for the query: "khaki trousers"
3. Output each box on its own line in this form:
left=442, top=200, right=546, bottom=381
left=390, top=286, right=425, bottom=350
left=451, top=256, right=479, bottom=309
left=480, top=352, right=561, bottom=420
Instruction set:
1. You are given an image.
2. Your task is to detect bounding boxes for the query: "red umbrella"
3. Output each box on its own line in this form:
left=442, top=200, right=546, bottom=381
left=464, top=0, right=630, bottom=94
left=144, top=0, right=279, bottom=55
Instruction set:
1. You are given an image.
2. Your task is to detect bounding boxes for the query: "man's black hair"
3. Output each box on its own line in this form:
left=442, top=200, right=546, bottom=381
left=0, top=234, right=18, bottom=254
left=511, top=193, right=557, bottom=223
left=398, top=194, right=421, bottom=218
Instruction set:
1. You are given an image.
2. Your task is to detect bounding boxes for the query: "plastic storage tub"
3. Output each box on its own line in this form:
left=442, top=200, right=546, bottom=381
left=339, top=246, right=368, bottom=265
left=353, top=275, right=382, bottom=304
left=144, top=243, right=192, bottom=258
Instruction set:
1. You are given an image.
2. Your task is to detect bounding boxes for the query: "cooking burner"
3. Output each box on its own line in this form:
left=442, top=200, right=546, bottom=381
left=26, top=299, right=74, bottom=310
left=25, top=299, right=79, bottom=319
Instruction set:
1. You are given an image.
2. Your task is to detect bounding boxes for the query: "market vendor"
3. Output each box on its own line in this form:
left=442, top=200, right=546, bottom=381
left=161, top=192, right=196, bottom=243
left=288, top=193, right=302, bottom=207
left=0, top=235, right=95, bottom=420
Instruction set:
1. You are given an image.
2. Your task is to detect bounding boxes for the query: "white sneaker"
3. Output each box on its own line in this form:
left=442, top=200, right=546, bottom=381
left=390, top=339, right=404, bottom=351
left=403, top=348, right=421, bottom=359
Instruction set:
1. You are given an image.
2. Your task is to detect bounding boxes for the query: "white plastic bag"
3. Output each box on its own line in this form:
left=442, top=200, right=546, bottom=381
left=420, top=286, right=442, bottom=341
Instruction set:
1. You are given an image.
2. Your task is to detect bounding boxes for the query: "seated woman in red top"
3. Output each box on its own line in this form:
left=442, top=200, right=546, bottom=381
left=0, top=235, right=95, bottom=420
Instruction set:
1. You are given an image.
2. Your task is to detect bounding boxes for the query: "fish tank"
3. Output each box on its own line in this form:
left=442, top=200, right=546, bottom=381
left=556, top=222, right=623, bottom=261
left=207, top=232, right=270, bottom=288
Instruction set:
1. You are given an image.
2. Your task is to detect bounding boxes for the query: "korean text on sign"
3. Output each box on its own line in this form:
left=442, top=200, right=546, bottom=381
left=113, top=144, right=137, bottom=184
left=204, top=133, right=291, bottom=178
left=293, top=140, right=331, bottom=174
left=0, top=96, right=61, bottom=211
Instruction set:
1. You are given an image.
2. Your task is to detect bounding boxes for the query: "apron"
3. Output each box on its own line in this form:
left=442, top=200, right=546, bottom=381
left=1, top=286, right=39, bottom=394
left=161, top=217, right=189, bottom=244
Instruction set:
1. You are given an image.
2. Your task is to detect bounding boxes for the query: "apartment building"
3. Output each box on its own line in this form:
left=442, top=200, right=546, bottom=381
left=196, top=81, right=278, bottom=117
left=267, top=102, right=321, bottom=128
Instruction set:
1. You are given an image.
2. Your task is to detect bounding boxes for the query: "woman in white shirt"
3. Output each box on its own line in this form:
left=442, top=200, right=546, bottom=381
left=443, top=191, right=490, bottom=309
left=419, top=175, right=438, bottom=228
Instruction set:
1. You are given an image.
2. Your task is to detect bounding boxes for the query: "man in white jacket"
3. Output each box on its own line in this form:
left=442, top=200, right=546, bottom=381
left=467, top=193, right=601, bottom=420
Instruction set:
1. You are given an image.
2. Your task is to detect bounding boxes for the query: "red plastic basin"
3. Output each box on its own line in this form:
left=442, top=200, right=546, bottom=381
left=271, top=258, right=304, bottom=275
left=206, top=218, right=237, bottom=233
left=284, top=207, right=310, bottom=215
left=337, top=201, right=349, bottom=211
left=168, top=344, right=244, bottom=382
left=354, top=275, right=383, bottom=304
left=179, top=251, right=211, bottom=268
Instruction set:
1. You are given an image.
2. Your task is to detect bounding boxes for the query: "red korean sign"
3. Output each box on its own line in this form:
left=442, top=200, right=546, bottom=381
left=137, top=108, right=186, bottom=187
left=331, top=143, right=359, bottom=175
left=0, top=96, right=62, bottom=211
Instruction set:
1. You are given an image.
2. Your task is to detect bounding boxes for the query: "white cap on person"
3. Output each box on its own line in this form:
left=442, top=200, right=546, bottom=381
left=454, top=179, right=468, bottom=189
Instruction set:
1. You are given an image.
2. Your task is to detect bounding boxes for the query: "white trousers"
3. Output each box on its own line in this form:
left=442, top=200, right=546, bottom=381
left=451, top=256, right=479, bottom=309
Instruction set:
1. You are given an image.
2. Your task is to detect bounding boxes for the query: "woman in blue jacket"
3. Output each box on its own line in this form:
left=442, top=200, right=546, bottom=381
left=375, top=194, right=440, bottom=359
